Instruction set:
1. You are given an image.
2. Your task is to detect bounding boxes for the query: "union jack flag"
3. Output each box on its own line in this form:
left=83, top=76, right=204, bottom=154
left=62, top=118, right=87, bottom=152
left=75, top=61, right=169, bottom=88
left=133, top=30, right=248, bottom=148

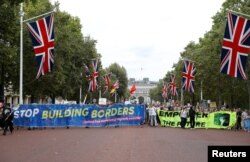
left=27, top=14, right=55, bottom=79
left=103, top=73, right=112, bottom=94
left=88, top=59, right=99, bottom=92
left=168, top=74, right=178, bottom=96
left=182, top=60, right=196, bottom=93
left=220, top=12, right=250, bottom=80
left=162, top=83, right=167, bottom=98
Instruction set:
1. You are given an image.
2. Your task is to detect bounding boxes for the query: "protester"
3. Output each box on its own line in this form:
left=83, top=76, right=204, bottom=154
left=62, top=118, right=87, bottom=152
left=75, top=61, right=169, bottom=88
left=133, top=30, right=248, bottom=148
left=1, top=102, right=14, bottom=135
left=146, top=105, right=151, bottom=125
left=149, top=104, right=157, bottom=127
left=0, top=101, right=4, bottom=129
left=189, top=106, right=196, bottom=129
left=236, top=108, right=242, bottom=130
left=242, top=110, right=248, bottom=130
left=180, top=106, right=188, bottom=129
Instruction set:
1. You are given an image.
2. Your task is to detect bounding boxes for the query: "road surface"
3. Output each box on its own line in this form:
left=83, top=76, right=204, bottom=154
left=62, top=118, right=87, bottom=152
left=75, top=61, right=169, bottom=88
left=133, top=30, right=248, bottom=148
left=0, top=126, right=249, bottom=162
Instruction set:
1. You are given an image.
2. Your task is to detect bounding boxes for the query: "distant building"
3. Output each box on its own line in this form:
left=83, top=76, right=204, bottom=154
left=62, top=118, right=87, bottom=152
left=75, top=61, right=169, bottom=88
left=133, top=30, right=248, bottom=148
left=128, top=78, right=158, bottom=104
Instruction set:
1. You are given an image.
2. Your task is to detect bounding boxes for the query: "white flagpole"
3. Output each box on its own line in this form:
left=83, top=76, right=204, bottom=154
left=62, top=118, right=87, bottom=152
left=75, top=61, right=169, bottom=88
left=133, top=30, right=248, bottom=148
left=115, top=91, right=117, bottom=103
left=228, top=10, right=250, bottom=18
left=19, top=3, right=24, bottom=104
left=181, top=83, right=183, bottom=107
left=23, top=10, right=55, bottom=23
left=83, top=94, right=87, bottom=104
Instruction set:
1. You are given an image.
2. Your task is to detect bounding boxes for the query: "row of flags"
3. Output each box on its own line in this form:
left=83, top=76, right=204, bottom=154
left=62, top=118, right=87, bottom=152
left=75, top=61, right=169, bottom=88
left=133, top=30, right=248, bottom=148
left=84, top=61, right=120, bottom=94
left=26, top=11, right=250, bottom=97
left=162, top=12, right=250, bottom=98
left=26, top=13, right=121, bottom=95
left=162, top=60, right=196, bottom=99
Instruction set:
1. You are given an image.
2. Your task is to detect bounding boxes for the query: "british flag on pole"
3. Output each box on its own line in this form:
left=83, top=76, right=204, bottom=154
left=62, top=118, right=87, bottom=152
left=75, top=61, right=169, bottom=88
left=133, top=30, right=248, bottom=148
left=168, top=74, right=178, bottom=96
left=182, top=60, right=196, bottom=93
left=162, top=83, right=167, bottom=98
left=88, top=59, right=99, bottom=92
left=103, top=73, right=112, bottom=94
left=220, top=12, right=250, bottom=80
left=27, top=14, right=55, bottom=79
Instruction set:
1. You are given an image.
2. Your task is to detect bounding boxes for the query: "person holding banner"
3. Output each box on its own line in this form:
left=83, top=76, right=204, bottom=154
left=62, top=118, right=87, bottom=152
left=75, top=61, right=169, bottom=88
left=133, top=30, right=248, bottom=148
left=180, top=106, right=188, bottom=129
left=236, top=108, right=242, bottom=130
left=149, top=104, right=158, bottom=127
left=189, top=106, right=196, bottom=129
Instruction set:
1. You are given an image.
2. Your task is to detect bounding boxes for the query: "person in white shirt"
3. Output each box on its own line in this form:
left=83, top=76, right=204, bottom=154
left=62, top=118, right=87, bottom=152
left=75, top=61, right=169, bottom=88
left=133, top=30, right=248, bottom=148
left=149, top=105, right=158, bottom=127
left=180, top=106, right=188, bottom=129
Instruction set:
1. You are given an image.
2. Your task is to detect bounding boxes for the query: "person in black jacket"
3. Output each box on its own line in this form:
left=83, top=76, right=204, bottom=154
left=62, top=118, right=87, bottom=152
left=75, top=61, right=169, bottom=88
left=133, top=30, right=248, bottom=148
left=2, top=103, right=14, bottom=135
left=189, top=106, right=196, bottom=129
left=0, top=101, right=4, bottom=129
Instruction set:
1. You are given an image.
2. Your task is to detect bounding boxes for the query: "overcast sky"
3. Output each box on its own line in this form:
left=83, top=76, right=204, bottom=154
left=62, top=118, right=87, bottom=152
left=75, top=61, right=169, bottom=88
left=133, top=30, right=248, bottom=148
left=51, top=0, right=225, bottom=81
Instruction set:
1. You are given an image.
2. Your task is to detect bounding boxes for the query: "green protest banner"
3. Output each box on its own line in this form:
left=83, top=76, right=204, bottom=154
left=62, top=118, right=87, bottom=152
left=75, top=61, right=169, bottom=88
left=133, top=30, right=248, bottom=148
left=206, top=111, right=236, bottom=129
left=158, top=110, right=236, bottom=129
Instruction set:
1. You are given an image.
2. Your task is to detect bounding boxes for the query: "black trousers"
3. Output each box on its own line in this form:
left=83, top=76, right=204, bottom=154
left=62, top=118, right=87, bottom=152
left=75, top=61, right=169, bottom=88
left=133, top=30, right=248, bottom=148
left=3, top=119, right=14, bottom=135
left=236, top=118, right=242, bottom=130
left=190, top=117, right=195, bottom=128
left=180, top=117, right=187, bottom=128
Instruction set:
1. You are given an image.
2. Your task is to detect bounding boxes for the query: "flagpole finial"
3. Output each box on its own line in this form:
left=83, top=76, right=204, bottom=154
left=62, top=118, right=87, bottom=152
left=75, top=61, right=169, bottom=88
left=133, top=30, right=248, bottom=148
left=19, top=3, right=24, bottom=17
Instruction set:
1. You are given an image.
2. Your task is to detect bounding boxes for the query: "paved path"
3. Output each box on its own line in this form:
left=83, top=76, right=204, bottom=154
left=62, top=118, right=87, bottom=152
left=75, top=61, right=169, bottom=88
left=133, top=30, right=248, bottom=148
left=0, top=126, right=249, bottom=162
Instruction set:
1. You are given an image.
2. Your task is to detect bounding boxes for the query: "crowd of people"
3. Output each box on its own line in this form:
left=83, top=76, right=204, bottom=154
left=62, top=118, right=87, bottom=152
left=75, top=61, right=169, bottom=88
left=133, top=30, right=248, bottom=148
left=145, top=104, right=197, bottom=129
left=1, top=100, right=250, bottom=135
left=145, top=103, right=250, bottom=132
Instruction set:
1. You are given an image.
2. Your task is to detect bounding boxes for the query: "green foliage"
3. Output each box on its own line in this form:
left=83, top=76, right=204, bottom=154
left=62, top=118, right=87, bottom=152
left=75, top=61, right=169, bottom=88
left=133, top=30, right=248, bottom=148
left=151, top=0, right=250, bottom=109
left=0, top=0, right=23, bottom=100
left=149, top=79, right=164, bottom=103
left=105, top=63, right=128, bottom=102
left=0, top=0, right=102, bottom=103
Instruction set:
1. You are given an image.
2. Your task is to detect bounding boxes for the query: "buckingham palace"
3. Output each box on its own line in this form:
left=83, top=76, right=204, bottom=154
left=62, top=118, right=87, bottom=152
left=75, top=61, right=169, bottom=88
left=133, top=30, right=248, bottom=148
left=128, top=78, right=158, bottom=104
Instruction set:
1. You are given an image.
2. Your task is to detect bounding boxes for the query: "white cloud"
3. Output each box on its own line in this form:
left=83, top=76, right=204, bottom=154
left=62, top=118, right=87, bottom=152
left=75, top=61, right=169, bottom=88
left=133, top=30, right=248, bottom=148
left=51, top=0, right=224, bottom=81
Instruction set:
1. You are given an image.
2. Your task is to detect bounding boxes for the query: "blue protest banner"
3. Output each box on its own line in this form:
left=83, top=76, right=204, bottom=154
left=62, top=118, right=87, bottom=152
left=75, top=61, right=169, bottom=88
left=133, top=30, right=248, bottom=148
left=14, top=104, right=145, bottom=127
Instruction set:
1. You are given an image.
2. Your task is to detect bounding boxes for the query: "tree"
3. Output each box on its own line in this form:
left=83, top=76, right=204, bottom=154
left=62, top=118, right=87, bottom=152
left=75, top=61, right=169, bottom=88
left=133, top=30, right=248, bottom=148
left=106, top=63, right=128, bottom=102
left=18, top=0, right=99, bottom=103
left=0, top=0, right=25, bottom=101
left=149, top=79, right=165, bottom=103
left=153, top=0, right=250, bottom=109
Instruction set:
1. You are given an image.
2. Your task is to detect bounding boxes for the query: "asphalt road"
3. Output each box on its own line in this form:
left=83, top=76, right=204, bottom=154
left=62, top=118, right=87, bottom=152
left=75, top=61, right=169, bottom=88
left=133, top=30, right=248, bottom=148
left=0, top=126, right=249, bottom=162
